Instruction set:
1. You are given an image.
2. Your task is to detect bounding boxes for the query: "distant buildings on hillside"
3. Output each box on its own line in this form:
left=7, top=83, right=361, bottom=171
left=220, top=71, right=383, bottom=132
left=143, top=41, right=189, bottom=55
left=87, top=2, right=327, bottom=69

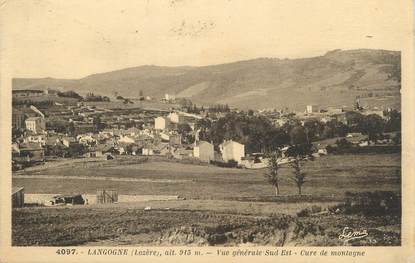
left=12, top=89, right=45, bottom=98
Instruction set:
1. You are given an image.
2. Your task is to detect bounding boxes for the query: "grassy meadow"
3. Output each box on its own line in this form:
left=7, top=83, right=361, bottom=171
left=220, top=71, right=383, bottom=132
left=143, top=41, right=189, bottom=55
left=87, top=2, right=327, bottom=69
left=13, top=153, right=401, bottom=200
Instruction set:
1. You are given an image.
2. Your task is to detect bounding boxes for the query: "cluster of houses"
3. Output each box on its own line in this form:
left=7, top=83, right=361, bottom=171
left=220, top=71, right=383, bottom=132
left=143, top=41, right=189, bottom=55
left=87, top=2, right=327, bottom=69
left=259, top=102, right=390, bottom=129
left=11, top=103, right=249, bottom=169
left=12, top=90, right=396, bottom=171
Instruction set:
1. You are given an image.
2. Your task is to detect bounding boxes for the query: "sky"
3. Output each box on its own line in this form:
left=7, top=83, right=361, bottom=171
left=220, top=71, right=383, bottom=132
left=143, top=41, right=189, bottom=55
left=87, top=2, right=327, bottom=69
left=0, top=0, right=411, bottom=79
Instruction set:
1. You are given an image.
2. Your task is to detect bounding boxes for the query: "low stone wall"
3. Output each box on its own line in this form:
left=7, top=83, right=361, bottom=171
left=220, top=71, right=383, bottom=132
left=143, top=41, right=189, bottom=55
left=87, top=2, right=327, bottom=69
left=24, top=194, right=180, bottom=205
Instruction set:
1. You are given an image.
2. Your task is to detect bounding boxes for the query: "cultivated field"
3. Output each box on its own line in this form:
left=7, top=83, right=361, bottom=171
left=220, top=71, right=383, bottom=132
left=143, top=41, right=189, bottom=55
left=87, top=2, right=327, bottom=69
left=12, top=153, right=401, bottom=246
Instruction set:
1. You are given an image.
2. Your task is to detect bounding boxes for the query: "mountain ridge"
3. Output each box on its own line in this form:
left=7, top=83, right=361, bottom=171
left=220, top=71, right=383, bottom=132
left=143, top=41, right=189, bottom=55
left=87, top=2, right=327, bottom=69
left=13, top=49, right=401, bottom=110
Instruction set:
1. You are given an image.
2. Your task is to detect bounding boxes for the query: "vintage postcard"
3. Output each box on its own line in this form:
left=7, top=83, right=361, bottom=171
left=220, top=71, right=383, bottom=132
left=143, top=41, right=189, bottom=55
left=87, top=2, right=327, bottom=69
left=0, top=0, right=414, bottom=262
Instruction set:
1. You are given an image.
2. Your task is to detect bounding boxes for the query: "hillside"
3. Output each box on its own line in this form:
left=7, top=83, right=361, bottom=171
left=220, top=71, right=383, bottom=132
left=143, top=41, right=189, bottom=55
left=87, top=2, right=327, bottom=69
left=13, top=49, right=401, bottom=110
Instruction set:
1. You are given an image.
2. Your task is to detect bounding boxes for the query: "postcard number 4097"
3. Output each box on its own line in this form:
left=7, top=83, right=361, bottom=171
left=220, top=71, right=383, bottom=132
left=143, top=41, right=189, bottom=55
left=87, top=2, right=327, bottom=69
left=56, top=249, right=77, bottom=255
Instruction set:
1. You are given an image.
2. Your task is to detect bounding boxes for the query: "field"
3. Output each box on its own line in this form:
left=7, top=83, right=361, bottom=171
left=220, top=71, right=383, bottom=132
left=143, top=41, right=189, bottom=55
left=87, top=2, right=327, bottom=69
left=13, top=153, right=401, bottom=199
left=12, top=207, right=400, bottom=246
left=13, top=95, right=79, bottom=105
left=12, top=153, right=401, bottom=246
left=83, top=100, right=178, bottom=111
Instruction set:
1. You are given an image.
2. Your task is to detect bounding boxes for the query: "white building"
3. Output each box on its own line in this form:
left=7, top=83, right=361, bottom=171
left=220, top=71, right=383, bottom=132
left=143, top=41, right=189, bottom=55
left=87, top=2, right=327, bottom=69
left=62, top=137, right=76, bottom=147
left=25, top=117, right=45, bottom=134
left=320, top=116, right=334, bottom=123
left=168, top=112, right=181, bottom=124
left=24, top=134, right=46, bottom=146
left=219, top=140, right=245, bottom=164
left=306, top=105, right=319, bottom=114
left=118, top=136, right=135, bottom=144
left=154, top=116, right=170, bottom=130
left=193, top=141, right=214, bottom=162
left=160, top=132, right=170, bottom=141
left=164, top=93, right=175, bottom=101
left=327, top=106, right=343, bottom=114
left=274, top=118, right=288, bottom=127
left=77, top=134, right=97, bottom=145
left=142, top=148, right=154, bottom=156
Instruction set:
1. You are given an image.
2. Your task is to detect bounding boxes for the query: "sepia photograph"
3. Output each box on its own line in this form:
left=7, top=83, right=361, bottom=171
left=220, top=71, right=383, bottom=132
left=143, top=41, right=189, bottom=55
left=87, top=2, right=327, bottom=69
left=1, top=0, right=413, bottom=257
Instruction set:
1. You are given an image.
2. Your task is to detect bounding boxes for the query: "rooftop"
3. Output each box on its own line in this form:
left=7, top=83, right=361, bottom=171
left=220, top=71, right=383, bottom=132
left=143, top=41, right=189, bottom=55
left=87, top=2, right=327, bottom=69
left=12, top=187, right=24, bottom=195
left=26, top=117, right=41, bottom=121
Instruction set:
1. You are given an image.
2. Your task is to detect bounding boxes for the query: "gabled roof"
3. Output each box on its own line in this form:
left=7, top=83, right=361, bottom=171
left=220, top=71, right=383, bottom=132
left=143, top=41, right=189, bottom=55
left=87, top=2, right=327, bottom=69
left=220, top=140, right=243, bottom=147
left=26, top=117, right=41, bottom=121
left=195, top=141, right=213, bottom=147
left=12, top=106, right=40, bottom=117
left=12, top=187, right=24, bottom=195
left=19, top=143, right=43, bottom=151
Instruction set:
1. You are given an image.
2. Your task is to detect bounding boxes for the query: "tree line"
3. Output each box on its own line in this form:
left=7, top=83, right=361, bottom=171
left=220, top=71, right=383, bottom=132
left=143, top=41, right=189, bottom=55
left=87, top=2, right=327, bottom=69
left=195, top=110, right=400, bottom=154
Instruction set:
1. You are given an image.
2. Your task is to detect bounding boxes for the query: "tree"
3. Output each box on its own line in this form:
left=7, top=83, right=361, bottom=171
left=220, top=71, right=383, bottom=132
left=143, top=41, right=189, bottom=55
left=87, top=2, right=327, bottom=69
left=177, top=123, right=192, bottom=135
left=289, top=125, right=308, bottom=145
left=303, top=120, right=323, bottom=141
left=264, top=150, right=282, bottom=196
left=360, top=114, right=385, bottom=141
left=336, top=138, right=352, bottom=149
left=289, top=158, right=305, bottom=195
left=195, top=118, right=212, bottom=141
left=345, top=111, right=364, bottom=131
left=67, top=122, right=75, bottom=136
left=93, top=115, right=105, bottom=131
left=68, top=143, right=87, bottom=157
left=177, top=123, right=194, bottom=144
left=286, top=144, right=314, bottom=195
left=265, top=128, right=290, bottom=152
left=199, top=112, right=290, bottom=153
left=12, top=128, right=25, bottom=142
left=384, top=110, right=401, bottom=132
left=57, top=90, right=83, bottom=100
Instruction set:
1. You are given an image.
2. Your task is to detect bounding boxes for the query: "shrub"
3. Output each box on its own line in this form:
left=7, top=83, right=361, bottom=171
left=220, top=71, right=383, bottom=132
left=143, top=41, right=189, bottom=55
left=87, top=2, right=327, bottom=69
left=209, top=160, right=239, bottom=168
left=310, top=205, right=322, bottom=213
left=335, top=138, right=352, bottom=148
left=296, top=208, right=311, bottom=217
left=343, top=191, right=401, bottom=216
left=227, top=160, right=238, bottom=167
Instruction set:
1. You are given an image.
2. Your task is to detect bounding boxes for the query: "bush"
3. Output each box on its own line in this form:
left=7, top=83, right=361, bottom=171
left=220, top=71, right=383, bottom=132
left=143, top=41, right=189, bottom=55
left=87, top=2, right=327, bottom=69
left=335, top=138, right=352, bottom=148
left=343, top=191, right=401, bottom=216
left=310, top=205, right=322, bottom=213
left=296, top=205, right=322, bottom=218
left=296, top=208, right=311, bottom=217
left=209, top=160, right=239, bottom=168
left=327, top=145, right=400, bottom=154
left=326, top=145, right=337, bottom=154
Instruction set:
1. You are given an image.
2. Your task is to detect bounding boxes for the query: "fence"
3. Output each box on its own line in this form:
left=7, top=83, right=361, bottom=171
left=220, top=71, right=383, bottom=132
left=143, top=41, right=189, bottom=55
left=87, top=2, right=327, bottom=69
left=96, top=189, right=118, bottom=204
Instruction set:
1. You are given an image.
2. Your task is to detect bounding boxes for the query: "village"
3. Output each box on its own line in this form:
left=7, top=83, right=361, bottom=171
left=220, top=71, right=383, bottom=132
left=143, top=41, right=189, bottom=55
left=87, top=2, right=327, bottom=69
left=11, top=88, right=402, bottom=246
left=11, top=88, right=400, bottom=172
